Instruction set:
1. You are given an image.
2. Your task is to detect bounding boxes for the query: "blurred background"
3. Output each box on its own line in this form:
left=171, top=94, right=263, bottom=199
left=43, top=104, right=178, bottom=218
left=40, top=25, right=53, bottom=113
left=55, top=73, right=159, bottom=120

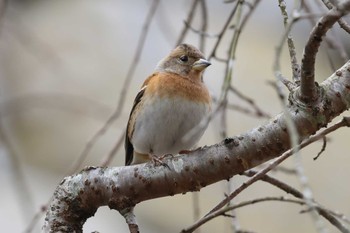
left=1, top=0, right=349, bottom=232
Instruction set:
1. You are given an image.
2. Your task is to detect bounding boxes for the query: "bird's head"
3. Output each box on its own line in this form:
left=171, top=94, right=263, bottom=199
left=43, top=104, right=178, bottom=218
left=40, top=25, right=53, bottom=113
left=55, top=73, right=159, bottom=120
left=156, top=44, right=211, bottom=79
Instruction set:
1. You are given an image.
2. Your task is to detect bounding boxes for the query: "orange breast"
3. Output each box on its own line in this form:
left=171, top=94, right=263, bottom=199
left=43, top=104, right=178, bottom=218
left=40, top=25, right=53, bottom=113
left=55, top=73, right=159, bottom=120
left=143, top=72, right=211, bottom=104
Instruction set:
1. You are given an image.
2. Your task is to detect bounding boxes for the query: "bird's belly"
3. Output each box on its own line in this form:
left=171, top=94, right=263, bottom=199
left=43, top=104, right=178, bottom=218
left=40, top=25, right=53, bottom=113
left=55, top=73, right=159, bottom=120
left=132, top=97, right=210, bottom=156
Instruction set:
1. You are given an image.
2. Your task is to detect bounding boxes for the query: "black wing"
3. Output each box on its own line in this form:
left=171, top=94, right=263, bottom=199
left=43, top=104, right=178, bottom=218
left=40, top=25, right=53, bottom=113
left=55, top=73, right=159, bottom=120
left=125, top=87, right=146, bottom=165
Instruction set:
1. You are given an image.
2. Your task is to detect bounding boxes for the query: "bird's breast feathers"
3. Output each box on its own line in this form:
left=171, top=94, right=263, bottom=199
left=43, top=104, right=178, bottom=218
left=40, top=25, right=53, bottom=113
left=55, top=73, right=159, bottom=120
left=129, top=72, right=211, bottom=155
left=143, top=72, right=211, bottom=104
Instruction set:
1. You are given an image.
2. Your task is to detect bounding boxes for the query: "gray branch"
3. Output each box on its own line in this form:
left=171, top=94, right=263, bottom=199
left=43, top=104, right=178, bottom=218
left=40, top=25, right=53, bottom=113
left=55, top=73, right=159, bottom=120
left=43, top=61, right=350, bottom=232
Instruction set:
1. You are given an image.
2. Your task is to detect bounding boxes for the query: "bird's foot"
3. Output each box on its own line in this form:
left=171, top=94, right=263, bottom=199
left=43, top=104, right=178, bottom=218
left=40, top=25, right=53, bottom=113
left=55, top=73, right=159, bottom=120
left=151, top=154, right=171, bottom=169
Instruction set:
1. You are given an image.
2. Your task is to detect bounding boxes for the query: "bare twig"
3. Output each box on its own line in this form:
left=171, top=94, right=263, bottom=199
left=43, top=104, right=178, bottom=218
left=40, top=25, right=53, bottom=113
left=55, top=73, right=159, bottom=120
left=226, top=180, right=241, bottom=233
left=24, top=205, right=48, bottom=233
left=176, top=0, right=200, bottom=46
left=229, top=85, right=270, bottom=118
left=0, top=0, right=7, bottom=21
left=300, top=1, right=350, bottom=103
left=321, top=0, right=350, bottom=34
left=184, top=0, right=261, bottom=142
left=246, top=171, right=350, bottom=233
left=275, top=0, right=300, bottom=85
left=274, top=0, right=324, bottom=220
left=182, top=197, right=306, bottom=233
left=244, top=170, right=303, bottom=198
left=184, top=166, right=350, bottom=233
left=272, top=166, right=297, bottom=175
left=186, top=193, right=347, bottom=233
left=284, top=6, right=350, bottom=229
left=208, top=0, right=242, bottom=60
left=25, top=2, right=160, bottom=232
left=218, top=99, right=228, bottom=139
left=0, top=119, right=35, bottom=231
left=267, top=79, right=288, bottom=101
left=183, top=116, right=350, bottom=233
left=192, top=193, right=201, bottom=233
left=68, top=0, right=160, bottom=174
left=219, top=0, right=261, bottom=101
left=0, top=93, right=112, bottom=121
left=226, top=103, right=270, bottom=119
left=199, top=0, right=208, bottom=51
left=120, top=207, right=139, bottom=233
left=4, top=94, right=113, bottom=233
left=183, top=21, right=219, bottom=38
left=313, top=136, right=327, bottom=160
left=204, top=116, right=350, bottom=217
left=100, top=132, right=125, bottom=167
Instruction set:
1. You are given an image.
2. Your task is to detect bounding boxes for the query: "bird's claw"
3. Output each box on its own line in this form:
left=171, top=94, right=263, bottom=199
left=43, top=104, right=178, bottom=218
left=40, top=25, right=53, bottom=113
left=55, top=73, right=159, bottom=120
left=151, top=154, right=171, bottom=169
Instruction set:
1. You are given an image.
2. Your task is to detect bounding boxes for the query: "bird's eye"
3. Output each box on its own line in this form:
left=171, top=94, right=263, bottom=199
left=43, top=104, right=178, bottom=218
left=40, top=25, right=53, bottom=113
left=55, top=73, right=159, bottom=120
left=179, top=55, right=188, bottom=63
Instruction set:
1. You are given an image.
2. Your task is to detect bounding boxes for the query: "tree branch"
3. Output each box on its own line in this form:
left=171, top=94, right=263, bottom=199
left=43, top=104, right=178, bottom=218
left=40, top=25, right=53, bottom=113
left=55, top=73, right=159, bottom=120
left=43, top=61, right=350, bottom=232
left=300, top=1, right=350, bottom=103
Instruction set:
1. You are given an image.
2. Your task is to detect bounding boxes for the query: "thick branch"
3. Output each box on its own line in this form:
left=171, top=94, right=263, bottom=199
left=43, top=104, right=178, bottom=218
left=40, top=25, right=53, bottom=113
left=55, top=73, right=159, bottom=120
left=43, top=61, right=350, bottom=232
left=300, top=1, right=350, bottom=103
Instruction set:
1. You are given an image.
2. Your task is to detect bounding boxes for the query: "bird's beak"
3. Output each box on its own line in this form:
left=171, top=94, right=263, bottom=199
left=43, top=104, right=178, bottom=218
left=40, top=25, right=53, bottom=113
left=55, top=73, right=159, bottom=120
left=192, top=58, right=211, bottom=71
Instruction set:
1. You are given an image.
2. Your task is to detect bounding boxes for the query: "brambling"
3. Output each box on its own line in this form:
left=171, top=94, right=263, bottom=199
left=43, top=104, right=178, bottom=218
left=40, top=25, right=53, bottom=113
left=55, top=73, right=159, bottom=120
left=124, top=44, right=211, bottom=165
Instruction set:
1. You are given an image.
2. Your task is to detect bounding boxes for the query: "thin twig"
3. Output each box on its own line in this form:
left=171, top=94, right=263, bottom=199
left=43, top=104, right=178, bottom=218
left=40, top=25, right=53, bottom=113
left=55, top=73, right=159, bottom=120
left=321, top=0, right=350, bottom=34
left=218, top=99, right=228, bottom=139
left=208, top=1, right=241, bottom=59
left=313, top=136, right=327, bottom=160
left=273, top=0, right=301, bottom=101
left=24, top=205, right=48, bottom=233
left=229, top=85, right=270, bottom=118
left=220, top=0, right=261, bottom=101
left=226, top=103, right=270, bottom=119
left=245, top=171, right=350, bottom=233
left=183, top=0, right=260, bottom=145
left=100, top=132, right=125, bottom=167
left=184, top=116, right=350, bottom=233
left=199, top=0, right=208, bottom=52
left=226, top=180, right=241, bottom=233
left=203, top=116, right=350, bottom=217
left=286, top=5, right=350, bottom=229
left=272, top=166, right=297, bottom=175
left=182, top=197, right=308, bottom=233
left=120, top=207, right=139, bottom=233
left=244, top=170, right=303, bottom=198
left=176, top=0, right=200, bottom=46
left=0, top=119, right=35, bottom=231
left=183, top=21, right=219, bottom=38
left=195, top=195, right=349, bottom=233
left=68, top=0, right=160, bottom=174
left=25, top=2, right=160, bottom=232
left=300, top=1, right=350, bottom=103
left=192, top=193, right=201, bottom=233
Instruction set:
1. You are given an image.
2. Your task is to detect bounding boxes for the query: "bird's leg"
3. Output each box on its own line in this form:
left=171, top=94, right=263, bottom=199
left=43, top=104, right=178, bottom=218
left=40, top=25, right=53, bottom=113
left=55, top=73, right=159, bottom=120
left=159, top=153, right=174, bottom=160
left=150, top=154, right=171, bottom=169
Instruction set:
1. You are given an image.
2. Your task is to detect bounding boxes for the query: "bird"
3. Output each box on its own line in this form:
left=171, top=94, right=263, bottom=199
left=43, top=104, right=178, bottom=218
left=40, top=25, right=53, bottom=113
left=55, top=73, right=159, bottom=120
left=124, top=44, right=211, bottom=166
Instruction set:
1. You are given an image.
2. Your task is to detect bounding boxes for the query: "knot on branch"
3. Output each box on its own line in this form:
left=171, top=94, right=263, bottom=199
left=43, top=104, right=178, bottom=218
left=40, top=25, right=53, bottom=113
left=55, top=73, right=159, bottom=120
left=291, top=84, right=324, bottom=107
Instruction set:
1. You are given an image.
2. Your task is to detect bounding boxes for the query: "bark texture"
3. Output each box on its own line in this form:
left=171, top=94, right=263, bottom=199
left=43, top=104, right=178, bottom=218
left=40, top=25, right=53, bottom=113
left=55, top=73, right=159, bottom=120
left=43, top=61, right=350, bottom=232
